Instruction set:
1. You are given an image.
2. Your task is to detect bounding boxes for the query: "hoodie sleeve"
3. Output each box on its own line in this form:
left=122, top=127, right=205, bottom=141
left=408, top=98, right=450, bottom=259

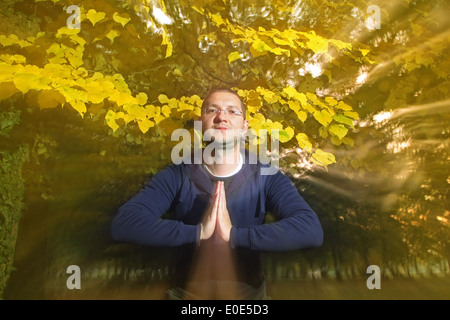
left=110, top=165, right=199, bottom=247
left=230, top=170, right=323, bottom=251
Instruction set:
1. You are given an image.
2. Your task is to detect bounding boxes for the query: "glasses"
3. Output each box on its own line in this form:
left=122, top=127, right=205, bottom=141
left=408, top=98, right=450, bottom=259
left=202, top=106, right=244, bottom=117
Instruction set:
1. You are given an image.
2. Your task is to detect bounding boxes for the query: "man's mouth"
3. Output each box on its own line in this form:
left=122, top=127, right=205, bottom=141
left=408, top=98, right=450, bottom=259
left=214, top=126, right=230, bottom=131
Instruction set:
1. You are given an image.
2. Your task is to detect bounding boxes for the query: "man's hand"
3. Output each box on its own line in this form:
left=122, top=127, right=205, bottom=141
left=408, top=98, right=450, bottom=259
left=199, top=181, right=220, bottom=241
left=215, top=181, right=232, bottom=243
left=199, top=181, right=232, bottom=243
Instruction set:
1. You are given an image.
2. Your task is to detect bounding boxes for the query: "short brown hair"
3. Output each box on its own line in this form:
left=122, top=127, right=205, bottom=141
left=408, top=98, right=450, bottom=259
left=202, top=87, right=246, bottom=119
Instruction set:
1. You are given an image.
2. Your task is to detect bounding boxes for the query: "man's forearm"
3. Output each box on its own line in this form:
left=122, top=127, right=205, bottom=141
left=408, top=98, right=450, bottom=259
left=111, top=204, right=199, bottom=246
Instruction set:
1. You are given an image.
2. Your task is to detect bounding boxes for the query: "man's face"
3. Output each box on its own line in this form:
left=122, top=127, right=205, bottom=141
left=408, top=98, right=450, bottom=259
left=200, top=91, right=249, bottom=146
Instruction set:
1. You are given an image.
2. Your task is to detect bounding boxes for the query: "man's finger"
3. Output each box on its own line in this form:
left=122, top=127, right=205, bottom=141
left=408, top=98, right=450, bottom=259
left=214, top=180, right=221, bottom=195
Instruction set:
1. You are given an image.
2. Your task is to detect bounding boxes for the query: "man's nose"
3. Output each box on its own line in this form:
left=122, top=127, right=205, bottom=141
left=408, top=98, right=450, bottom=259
left=214, top=110, right=228, bottom=122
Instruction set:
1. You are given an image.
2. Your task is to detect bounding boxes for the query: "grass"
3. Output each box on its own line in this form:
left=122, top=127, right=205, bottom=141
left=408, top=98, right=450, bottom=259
left=48, top=275, right=450, bottom=300
left=266, top=276, right=450, bottom=300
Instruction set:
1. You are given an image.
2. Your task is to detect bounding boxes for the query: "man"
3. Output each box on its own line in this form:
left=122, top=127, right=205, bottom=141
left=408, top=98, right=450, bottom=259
left=111, top=88, right=323, bottom=299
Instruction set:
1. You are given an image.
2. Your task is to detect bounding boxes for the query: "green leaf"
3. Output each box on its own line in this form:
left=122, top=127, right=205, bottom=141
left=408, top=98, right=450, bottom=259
left=333, top=114, right=354, bottom=128
left=279, top=126, right=294, bottom=143
left=319, top=126, right=328, bottom=139
left=342, top=137, right=354, bottom=147
left=331, top=136, right=342, bottom=146
left=328, top=124, right=348, bottom=139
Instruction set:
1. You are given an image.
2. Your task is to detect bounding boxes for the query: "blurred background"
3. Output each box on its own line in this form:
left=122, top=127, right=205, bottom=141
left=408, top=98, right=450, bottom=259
left=0, top=0, right=449, bottom=299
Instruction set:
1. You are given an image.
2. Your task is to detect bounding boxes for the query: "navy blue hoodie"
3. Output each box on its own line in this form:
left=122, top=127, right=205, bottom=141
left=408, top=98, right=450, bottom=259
left=111, top=152, right=323, bottom=252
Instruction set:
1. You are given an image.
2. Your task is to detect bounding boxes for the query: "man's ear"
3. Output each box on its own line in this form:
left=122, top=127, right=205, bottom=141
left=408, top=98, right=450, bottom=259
left=243, top=120, right=249, bottom=134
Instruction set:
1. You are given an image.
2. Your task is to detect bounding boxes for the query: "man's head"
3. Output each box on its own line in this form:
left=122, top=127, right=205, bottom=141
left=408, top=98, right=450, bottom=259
left=201, top=88, right=246, bottom=119
left=200, top=88, right=249, bottom=147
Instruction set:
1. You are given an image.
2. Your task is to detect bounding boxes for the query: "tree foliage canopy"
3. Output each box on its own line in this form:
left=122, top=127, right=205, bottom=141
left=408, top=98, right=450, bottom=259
left=1, top=0, right=449, bottom=299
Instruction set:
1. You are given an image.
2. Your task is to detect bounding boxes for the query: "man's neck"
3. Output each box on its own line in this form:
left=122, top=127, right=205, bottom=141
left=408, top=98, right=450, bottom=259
left=203, top=146, right=242, bottom=177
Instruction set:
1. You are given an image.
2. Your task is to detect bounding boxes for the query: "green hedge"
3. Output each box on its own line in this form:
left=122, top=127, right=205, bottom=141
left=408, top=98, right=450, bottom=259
left=0, top=107, right=28, bottom=298
left=0, top=148, right=28, bottom=298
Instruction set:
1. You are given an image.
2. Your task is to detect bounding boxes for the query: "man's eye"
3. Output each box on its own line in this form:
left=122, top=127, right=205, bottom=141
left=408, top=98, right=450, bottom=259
left=206, top=108, right=217, bottom=114
left=229, top=109, right=241, bottom=115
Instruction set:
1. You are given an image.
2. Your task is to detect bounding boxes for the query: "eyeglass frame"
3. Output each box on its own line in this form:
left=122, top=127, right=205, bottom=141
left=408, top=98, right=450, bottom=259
left=201, top=105, right=245, bottom=117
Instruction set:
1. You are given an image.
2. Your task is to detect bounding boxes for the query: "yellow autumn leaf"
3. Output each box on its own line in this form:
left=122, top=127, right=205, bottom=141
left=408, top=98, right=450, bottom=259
left=271, top=47, right=290, bottom=56
left=282, top=86, right=298, bottom=99
left=273, top=37, right=292, bottom=47
left=296, top=133, right=312, bottom=152
left=13, top=72, right=40, bottom=94
left=188, top=94, right=203, bottom=107
left=177, top=102, right=194, bottom=112
left=86, top=9, right=106, bottom=26
left=279, top=126, right=294, bottom=143
left=328, top=124, right=348, bottom=140
left=359, top=48, right=370, bottom=56
left=137, top=92, right=148, bottom=105
left=162, top=28, right=173, bottom=58
left=305, top=32, right=328, bottom=54
left=287, top=100, right=300, bottom=112
left=69, top=34, right=86, bottom=46
left=336, top=101, right=353, bottom=111
left=37, top=90, right=66, bottom=110
left=325, top=96, right=338, bottom=106
left=302, top=102, right=316, bottom=113
left=330, top=39, right=352, bottom=51
left=137, top=118, right=154, bottom=134
left=209, top=13, right=225, bottom=26
left=59, top=86, right=87, bottom=103
left=296, top=110, right=307, bottom=122
left=105, top=110, right=120, bottom=132
left=193, top=107, right=202, bottom=117
left=191, top=6, right=204, bottom=14
left=306, top=92, right=318, bottom=102
left=0, top=54, right=26, bottom=64
left=0, top=62, right=17, bottom=81
left=67, top=54, right=84, bottom=68
left=48, top=55, right=67, bottom=65
left=56, top=26, right=80, bottom=37
left=311, top=149, right=336, bottom=168
left=0, top=82, right=18, bottom=101
left=111, top=91, right=137, bottom=107
left=0, top=35, right=13, bottom=46
left=158, top=94, right=170, bottom=104
left=228, top=51, right=241, bottom=63
left=252, top=39, right=272, bottom=53
left=113, top=12, right=131, bottom=27
left=106, top=29, right=120, bottom=43
left=313, top=110, right=333, bottom=127
left=124, top=104, right=148, bottom=120
left=71, top=100, right=87, bottom=116
left=46, top=43, right=64, bottom=57
left=162, top=105, right=171, bottom=117
left=344, top=111, right=359, bottom=120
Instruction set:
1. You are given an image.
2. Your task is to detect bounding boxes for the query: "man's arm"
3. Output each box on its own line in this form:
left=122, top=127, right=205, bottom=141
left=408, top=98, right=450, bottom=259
left=110, top=165, right=199, bottom=247
left=230, top=170, right=323, bottom=251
